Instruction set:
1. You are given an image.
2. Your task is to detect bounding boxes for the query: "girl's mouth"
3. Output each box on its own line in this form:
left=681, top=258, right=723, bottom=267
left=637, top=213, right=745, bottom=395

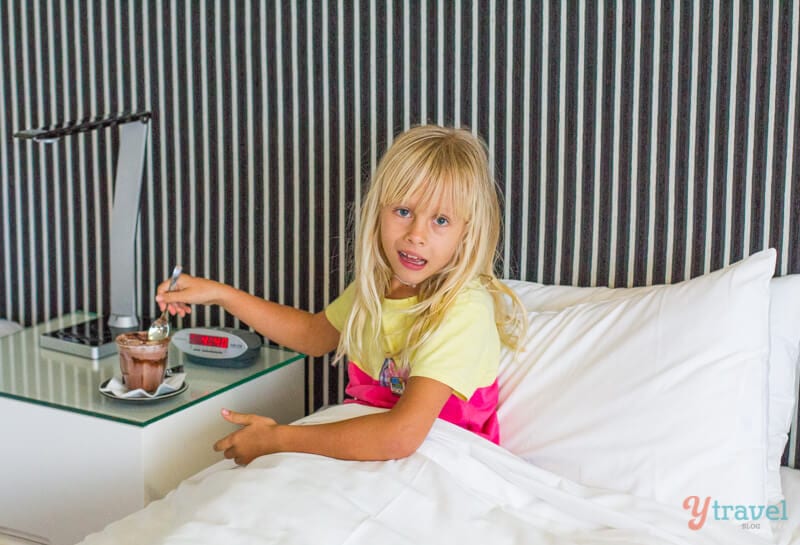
left=399, top=251, right=427, bottom=270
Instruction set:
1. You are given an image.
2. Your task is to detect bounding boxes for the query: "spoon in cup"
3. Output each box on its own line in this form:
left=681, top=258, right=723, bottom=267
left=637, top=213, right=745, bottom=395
left=147, top=265, right=182, bottom=341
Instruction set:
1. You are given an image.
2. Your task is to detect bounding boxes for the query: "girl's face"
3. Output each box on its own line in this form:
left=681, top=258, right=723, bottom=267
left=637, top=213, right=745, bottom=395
left=380, top=192, right=466, bottom=298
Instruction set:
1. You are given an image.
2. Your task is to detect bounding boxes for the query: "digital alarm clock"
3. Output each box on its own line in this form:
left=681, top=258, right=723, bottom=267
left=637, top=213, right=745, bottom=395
left=171, top=327, right=262, bottom=368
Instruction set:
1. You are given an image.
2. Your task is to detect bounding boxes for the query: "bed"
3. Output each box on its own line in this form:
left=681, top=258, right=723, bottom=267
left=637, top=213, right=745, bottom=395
left=78, top=248, right=800, bottom=545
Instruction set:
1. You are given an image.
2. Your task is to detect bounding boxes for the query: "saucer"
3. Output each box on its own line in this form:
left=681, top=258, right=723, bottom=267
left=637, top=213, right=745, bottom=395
left=99, top=377, right=188, bottom=403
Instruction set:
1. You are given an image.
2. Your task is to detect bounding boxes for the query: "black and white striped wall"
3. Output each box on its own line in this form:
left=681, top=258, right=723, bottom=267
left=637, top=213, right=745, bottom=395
left=1, top=1, right=799, bottom=417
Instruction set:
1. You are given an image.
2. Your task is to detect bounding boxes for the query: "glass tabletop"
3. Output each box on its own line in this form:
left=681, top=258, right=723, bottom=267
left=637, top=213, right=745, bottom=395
left=0, top=312, right=305, bottom=427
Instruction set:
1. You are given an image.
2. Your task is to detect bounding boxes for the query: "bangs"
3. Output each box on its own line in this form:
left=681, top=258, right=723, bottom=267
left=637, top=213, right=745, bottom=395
left=377, top=139, right=482, bottom=222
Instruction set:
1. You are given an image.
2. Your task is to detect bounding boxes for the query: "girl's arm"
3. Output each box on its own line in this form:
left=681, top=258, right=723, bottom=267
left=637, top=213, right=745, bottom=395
left=213, top=376, right=453, bottom=463
left=155, top=273, right=340, bottom=357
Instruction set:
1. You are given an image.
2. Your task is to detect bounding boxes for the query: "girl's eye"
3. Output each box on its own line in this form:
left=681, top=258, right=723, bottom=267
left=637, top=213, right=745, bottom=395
left=434, top=216, right=449, bottom=226
left=395, top=208, right=411, bottom=218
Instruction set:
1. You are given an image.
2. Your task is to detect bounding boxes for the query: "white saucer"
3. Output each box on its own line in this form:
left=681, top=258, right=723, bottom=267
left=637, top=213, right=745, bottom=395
left=99, top=377, right=188, bottom=403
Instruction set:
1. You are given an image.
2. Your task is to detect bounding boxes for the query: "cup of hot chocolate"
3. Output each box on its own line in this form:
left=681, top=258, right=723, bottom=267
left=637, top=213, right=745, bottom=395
left=115, top=332, right=170, bottom=393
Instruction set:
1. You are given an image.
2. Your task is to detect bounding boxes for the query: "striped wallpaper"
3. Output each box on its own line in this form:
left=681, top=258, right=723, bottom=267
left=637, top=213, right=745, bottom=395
left=1, top=1, right=799, bottom=422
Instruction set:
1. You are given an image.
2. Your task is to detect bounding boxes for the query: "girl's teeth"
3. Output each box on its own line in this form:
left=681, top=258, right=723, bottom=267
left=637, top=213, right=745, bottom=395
left=400, top=252, right=425, bottom=264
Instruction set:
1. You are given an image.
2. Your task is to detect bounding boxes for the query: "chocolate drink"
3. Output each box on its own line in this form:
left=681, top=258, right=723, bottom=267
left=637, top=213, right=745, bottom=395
left=116, top=332, right=169, bottom=393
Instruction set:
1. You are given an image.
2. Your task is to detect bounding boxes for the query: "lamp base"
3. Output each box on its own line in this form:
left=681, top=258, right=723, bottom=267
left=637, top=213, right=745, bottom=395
left=39, top=317, right=126, bottom=359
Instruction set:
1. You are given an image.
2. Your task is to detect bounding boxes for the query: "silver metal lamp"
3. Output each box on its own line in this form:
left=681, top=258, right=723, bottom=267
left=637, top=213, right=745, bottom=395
left=14, top=111, right=151, bottom=358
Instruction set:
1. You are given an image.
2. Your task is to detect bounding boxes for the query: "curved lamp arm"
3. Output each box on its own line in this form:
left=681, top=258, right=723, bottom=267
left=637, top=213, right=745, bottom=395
left=15, top=111, right=151, bottom=332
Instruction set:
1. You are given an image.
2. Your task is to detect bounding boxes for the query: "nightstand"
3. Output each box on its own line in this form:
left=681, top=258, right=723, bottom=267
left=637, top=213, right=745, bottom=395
left=0, top=313, right=306, bottom=545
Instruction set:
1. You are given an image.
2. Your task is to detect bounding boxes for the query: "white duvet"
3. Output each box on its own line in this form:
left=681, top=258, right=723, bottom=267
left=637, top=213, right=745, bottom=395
left=79, top=405, right=773, bottom=545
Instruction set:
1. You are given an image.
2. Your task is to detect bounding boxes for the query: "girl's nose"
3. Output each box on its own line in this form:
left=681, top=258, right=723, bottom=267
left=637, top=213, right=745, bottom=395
left=405, top=219, right=426, bottom=245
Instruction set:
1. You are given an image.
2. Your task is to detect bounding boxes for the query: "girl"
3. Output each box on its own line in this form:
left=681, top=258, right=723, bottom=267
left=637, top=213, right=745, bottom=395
left=156, top=125, right=526, bottom=465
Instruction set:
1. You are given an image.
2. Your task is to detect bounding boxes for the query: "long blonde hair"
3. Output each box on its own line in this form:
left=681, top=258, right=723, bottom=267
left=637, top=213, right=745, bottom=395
left=336, top=125, right=526, bottom=369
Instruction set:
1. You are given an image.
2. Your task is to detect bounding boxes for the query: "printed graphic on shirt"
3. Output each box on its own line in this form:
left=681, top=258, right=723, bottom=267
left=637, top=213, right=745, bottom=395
left=379, top=357, right=409, bottom=395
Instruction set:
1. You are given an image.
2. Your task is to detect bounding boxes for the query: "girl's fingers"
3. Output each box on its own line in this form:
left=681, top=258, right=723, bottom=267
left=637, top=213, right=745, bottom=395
left=155, top=292, right=191, bottom=315
left=169, top=302, right=189, bottom=316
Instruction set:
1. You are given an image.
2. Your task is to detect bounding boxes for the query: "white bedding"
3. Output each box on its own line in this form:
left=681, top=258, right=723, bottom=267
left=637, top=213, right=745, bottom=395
left=79, top=404, right=775, bottom=545
left=776, top=468, right=800, bottom=545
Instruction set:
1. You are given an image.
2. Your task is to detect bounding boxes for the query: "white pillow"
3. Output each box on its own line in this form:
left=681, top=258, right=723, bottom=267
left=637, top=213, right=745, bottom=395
left=766, top=277, right=800, bottom=493
left=497, top=249, right=774, bottom=519
left=502, top=254, right=800, bottom=505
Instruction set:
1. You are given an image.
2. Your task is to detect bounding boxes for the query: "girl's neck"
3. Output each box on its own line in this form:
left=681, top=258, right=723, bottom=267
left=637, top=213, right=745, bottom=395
left=387, top=275, right=419, bottom=299
left=393, top=274, right=416, bottom=288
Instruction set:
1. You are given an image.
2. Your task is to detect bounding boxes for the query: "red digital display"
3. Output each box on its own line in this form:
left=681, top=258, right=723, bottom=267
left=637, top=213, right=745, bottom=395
left=189, top=333, right=229, bottom=349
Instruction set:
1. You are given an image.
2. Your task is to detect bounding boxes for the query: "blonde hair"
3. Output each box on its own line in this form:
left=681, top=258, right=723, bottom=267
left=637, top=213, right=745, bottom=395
left=336, top=125, right=526, bottom=369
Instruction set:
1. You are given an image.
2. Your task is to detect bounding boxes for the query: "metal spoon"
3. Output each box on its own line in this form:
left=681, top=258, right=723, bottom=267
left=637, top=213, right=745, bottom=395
left=147, top=265, right=182, bottom=341
left=164, top=364, right=184, bottom=378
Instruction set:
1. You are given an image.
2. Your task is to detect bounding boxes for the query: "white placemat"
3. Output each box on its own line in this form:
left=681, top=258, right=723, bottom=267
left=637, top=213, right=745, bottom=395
left=100, top=373, right=186, bottom=399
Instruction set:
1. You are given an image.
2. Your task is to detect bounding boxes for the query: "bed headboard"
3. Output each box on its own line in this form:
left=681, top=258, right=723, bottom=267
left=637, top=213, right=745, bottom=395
left=1, top=2, right=798, bottom=460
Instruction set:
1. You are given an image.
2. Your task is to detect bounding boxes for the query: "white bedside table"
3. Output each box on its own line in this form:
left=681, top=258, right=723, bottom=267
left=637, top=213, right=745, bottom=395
left=0, top=313, right=306, bottom=545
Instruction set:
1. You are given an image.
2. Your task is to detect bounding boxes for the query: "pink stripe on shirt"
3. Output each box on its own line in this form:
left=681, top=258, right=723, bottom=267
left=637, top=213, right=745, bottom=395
left=344, top=362, right=500, bottom=444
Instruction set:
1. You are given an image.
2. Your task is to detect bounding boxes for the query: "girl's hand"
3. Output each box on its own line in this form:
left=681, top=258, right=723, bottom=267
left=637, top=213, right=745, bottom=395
left=214, top=409, right=280, bottom=465
left=154, top=272, right=229, bottom=317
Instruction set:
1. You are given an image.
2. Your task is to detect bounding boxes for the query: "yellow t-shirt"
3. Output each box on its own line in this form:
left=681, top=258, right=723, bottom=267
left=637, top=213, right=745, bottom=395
left=324, top=279, right=500, bottom=400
